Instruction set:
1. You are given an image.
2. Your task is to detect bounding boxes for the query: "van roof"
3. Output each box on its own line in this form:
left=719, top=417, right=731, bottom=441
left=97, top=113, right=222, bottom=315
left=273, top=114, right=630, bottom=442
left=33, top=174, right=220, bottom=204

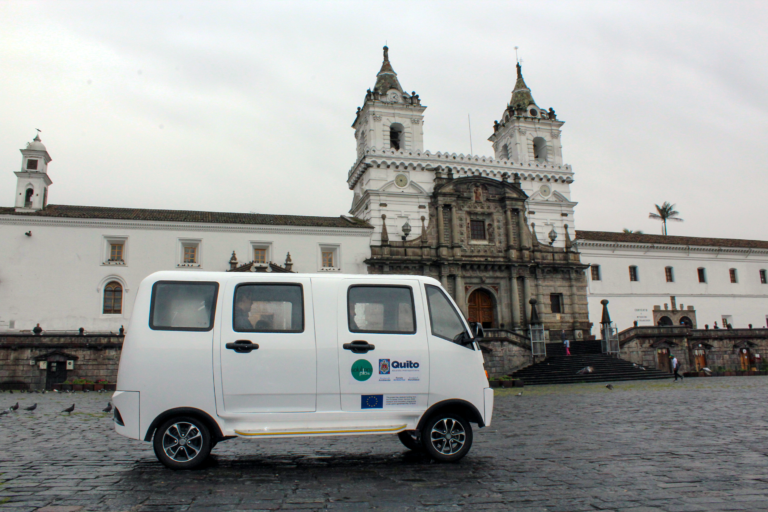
left=143, top=271, right=441, bottom=285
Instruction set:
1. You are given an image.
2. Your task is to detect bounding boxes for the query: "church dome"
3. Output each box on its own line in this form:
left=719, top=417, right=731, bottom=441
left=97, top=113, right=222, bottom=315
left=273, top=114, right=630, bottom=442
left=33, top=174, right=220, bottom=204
left=26, top=134, right=46, bottom=151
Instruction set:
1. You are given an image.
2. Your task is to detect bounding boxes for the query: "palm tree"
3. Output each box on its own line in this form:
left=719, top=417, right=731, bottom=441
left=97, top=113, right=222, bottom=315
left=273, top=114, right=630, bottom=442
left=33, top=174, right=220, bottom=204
left=622, top=229, right=644, bottom=234
left=649, top=202, right=683, bottom=236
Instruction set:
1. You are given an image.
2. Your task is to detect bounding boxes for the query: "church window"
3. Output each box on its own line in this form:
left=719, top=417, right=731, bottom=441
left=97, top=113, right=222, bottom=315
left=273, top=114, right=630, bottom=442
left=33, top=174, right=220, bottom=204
left=760, top=269, right=767, bottom=284
left=470, top=220, right=486, bottom=240
left=665, top=267, right=674, bottom=283
left=26, top=159, right=38, bottom=170
left=629, top=266, right=639, bottom=282
left=698, top=268, right=707, bottom=283
left=109, top=243, right=124, bottom=262
left=24, top=188, right=33, bottom=207
left=389, top=123, right=404, bottom=150
left=729, top=268, right=738, bottom=283
left=533, top=137, right=547, bottom=162
left=253, top=248, right=267, bottom=264
left=103, top=281, right=123, bottom=315
left=591, top=265, right=601, bottom=281
left=184, top=246, right=197, bottom=264
left=501, top=143, right=509, bottom=160
left=319, top=244, right=340, bottom=271
left=550, top=294, right=563, bottom=314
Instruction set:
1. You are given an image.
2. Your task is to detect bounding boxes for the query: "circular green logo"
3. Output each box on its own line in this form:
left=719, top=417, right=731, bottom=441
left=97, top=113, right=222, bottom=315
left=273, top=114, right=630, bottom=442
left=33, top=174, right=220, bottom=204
left=351, top=359, right=373, bottom=381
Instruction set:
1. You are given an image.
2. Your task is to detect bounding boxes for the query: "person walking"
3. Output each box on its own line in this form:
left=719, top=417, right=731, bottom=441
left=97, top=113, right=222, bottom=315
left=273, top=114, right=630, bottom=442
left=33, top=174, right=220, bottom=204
left=671, top=355, right=683, bottom=381
left=563, top=336, right=571, bottom=356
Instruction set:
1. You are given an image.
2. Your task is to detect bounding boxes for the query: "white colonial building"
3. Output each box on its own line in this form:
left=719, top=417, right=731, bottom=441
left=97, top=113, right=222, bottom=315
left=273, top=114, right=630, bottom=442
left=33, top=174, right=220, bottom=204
left=577, top=231, right=768, bottom=331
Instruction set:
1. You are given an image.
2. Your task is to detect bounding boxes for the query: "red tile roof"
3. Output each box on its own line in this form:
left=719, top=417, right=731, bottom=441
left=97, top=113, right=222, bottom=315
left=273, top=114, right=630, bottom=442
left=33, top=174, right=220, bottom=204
left=0, top=204, right=372, bottom=229
left=575, top=230, right=768, bottom=250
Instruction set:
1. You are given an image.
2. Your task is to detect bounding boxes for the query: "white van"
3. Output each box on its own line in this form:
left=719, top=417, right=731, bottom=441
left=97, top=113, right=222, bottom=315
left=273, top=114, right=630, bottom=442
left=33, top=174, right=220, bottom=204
left=113, top=271, right=493, bottom=469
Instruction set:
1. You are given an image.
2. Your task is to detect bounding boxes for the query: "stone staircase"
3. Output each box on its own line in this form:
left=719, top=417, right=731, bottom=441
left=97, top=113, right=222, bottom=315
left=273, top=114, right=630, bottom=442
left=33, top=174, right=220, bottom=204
left=508, top=340, right=672, bottom=385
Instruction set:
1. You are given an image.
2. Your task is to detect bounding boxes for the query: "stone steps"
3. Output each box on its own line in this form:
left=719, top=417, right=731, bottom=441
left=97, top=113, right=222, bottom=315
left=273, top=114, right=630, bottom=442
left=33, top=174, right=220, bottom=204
left=509, top=353, right=673, bottom=385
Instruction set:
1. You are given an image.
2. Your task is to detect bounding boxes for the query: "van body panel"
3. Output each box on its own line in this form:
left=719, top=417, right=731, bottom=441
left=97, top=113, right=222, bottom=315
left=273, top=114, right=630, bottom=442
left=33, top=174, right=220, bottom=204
left=112, top=390, right=140, bottom=439
left=310, top=278, right=342, bottom=412
left=336, top=279, right=430, bottom=414
left=217, top=276, right=317, bottom=413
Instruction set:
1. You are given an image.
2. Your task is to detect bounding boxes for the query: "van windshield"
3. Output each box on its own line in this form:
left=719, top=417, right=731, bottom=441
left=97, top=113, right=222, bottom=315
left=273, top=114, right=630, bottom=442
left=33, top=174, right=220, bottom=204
left=425, top=285, right=469, bottom=343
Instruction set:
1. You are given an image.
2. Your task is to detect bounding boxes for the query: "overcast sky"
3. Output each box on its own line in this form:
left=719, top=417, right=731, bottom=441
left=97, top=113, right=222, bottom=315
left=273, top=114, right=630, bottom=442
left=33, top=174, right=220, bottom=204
left=2, top=1, right=767, bottom=239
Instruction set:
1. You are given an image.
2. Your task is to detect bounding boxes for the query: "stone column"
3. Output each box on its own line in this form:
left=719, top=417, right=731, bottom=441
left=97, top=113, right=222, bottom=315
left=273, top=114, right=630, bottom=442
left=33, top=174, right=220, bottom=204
left=522, top=274, right=532, bottom=326
left=437, top=205, right=446, bottom=248
left=505, top=208, right=516, bottom=259
left=510, top=273, right=521, bottom=329
left=450, top=205, right=459, bottom=246
left=455, top=272, right=466, bottom=317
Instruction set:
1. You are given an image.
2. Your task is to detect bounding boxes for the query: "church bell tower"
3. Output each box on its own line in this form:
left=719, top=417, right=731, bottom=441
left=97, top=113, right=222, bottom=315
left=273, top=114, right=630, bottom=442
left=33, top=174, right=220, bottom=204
left=14, top=133, right=52, bottom=212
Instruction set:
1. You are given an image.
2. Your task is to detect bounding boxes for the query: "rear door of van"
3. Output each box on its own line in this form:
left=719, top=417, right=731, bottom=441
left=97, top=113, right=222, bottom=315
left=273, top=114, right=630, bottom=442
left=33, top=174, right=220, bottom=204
left=218, top=277, right=317, bottom=413
left=336, top=279, right=429, bottom=415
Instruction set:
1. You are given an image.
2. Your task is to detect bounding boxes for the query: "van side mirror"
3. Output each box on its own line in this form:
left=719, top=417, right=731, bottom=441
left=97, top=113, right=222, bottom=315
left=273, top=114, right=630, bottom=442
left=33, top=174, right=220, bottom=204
left=469, top=322, right=484, bottom=340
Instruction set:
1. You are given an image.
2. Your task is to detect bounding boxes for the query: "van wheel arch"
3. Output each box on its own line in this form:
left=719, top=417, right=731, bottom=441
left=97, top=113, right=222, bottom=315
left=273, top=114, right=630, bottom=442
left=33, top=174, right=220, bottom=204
left=144, top=408, right=227, bottom=442
left=417, top=399, right=484, bottom=431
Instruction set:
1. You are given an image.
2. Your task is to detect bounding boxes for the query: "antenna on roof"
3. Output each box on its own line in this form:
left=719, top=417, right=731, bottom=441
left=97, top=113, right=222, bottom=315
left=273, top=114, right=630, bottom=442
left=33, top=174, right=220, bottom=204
left=468, top=114, right=473, bottom=155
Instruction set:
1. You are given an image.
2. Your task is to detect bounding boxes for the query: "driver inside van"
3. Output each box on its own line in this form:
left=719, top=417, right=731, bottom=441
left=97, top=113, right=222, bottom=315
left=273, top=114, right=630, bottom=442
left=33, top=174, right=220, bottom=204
left=234, top=293, right=254, bottom=331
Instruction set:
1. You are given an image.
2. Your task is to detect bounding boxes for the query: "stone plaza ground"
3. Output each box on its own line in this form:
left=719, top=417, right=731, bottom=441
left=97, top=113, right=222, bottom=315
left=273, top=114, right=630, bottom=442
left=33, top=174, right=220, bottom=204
left=0, top=377, right=767, bottom=511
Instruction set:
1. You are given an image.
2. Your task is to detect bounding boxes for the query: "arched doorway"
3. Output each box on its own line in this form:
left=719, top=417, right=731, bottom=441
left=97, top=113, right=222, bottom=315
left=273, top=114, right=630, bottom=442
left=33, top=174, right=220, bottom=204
left=467, top=289, right=495, bottom=328
left=656, top=347, right=671, bottom=372
left=658, top=316, right=673, bottom=326
left=739, top=348, right=753, bottom=371
left=693, top=348, right=707, bottom=371
left=680, top=316, right=693, bottom=328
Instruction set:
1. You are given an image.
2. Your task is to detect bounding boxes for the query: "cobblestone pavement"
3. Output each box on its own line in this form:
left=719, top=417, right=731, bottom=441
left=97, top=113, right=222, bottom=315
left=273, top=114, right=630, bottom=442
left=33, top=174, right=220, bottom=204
left=1, top=377, right=767, bottom=511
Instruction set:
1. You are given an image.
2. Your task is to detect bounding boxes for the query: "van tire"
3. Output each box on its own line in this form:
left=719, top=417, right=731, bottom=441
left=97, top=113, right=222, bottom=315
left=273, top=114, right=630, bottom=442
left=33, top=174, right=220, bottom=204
left=421, top=412, right=473, bottom=462
left=397, top=430, right=422, bottom=451
left=153, top=416, right=212, bottom=470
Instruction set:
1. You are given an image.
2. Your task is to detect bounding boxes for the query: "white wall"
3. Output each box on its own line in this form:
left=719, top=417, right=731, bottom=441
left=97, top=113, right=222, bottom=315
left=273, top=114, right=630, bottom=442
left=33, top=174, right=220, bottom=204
left=0, top=217, right=372, bottom=332
left=578, top=241, right=768, bottom=331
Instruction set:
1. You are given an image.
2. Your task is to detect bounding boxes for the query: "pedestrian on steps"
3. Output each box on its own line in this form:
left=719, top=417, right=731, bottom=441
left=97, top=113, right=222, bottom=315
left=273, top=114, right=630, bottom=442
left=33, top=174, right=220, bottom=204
left=670, top=355, right=683, bottom=381
left=563, top=334, right=571, bottom=356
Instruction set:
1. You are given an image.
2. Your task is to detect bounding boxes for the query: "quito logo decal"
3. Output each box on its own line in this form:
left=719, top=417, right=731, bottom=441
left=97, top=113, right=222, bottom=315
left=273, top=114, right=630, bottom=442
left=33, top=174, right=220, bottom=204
left=351, top=359, right=373, bottom=382
left=379, top=359, right=390, bottom=375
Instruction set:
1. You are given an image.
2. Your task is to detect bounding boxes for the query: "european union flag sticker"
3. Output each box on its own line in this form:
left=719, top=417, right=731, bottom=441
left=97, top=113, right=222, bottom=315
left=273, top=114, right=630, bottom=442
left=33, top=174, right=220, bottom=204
left=361, top=394, right=384, bottom=409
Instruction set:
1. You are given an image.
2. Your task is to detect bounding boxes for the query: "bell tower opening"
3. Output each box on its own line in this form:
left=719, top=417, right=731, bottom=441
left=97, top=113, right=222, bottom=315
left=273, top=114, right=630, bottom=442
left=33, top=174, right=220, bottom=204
left=389, top=123, right=404, bottom=150
left=24, top=188, right=34, bottom=208
left=533, top=137, right=547, bottom=162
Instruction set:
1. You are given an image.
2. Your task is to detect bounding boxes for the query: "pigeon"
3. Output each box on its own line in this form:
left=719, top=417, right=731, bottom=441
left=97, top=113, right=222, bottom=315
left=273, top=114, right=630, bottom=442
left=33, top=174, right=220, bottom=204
left=0, top=410, right=8, bottom=416
left=9, top=390, right=13, bottom=394
left=516, top=392, right=523, bottom=396
left=576, top=366, right=594, bottom=375
left=606, top=384, right=614, bottom=391
left=10, top=402, right=19, bottom=411
left=53, top=389, right=59, bottom=393
left=702, top=367, right=712, bottom=375
left=102, top=403, right=112, bottom=413
left=62, top=404, right=75, bottom=414
left=24, top=403, right=37, bottom=411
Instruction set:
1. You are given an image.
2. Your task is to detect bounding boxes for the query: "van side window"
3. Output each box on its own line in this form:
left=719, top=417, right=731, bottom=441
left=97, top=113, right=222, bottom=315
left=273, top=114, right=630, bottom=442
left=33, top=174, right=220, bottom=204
left=425, top=285, right=467, bottom=343
left=234, top=284, right=304, bottom=332
left=150, top=282, right=219, bottom=331
left=348, top=286, right=415, bottom=334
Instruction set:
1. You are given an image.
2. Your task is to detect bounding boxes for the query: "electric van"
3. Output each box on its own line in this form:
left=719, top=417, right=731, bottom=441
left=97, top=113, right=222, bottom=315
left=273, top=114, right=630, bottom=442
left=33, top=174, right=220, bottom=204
left=113, top=271, right=493, bottom=469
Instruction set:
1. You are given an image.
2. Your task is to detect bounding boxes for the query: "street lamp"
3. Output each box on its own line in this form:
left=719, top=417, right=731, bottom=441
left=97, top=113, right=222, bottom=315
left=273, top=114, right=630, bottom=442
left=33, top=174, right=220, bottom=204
left=401, top=219, right=412, bottom=241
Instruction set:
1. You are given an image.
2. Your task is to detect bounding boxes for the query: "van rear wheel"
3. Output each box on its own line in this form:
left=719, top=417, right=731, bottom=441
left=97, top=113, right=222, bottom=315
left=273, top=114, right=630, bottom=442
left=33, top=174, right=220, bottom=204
left=153, top=416, right=211, bottom=470
left=397, top=430, right=422, bottom=451
left=421, top=412, right=473, bottom=462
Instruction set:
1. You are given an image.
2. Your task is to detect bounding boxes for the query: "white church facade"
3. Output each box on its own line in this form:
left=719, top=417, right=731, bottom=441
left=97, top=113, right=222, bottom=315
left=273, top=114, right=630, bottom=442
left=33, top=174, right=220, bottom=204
left=1, top=47, right=767, bottom=340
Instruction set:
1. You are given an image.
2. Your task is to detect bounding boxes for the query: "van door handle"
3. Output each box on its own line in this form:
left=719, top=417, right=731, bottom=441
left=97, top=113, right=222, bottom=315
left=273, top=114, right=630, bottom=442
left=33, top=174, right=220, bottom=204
left=226, top=340, right=259, bottom=353
left=343, top=340, right=375, bottom=353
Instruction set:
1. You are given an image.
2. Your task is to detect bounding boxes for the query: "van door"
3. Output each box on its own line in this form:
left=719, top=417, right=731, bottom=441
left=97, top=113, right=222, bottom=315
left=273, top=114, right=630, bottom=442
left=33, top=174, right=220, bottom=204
left=337, top=279, right=429, bottom=413
left=219, top=278, right=317, bottom=413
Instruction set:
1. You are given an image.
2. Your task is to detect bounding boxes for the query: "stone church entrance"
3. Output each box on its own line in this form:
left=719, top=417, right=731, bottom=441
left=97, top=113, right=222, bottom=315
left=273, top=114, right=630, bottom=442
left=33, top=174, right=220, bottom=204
left=468, top=289, right=495, bottom=328
left=656, top=348, right=670, bottom=372
left=45, top=361, right=68, bottom=390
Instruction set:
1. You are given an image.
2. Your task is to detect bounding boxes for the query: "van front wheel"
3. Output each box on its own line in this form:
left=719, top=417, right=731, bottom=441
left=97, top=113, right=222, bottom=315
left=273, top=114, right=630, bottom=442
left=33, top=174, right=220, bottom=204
left=153, top=416, right=212, bottom=470
left=421, top=413, right=473, bottom=462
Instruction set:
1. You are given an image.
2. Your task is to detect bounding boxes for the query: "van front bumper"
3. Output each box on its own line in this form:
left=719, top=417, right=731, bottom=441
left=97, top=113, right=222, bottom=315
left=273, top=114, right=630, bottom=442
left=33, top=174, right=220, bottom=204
left=483, top=387, right=494, bottom=427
